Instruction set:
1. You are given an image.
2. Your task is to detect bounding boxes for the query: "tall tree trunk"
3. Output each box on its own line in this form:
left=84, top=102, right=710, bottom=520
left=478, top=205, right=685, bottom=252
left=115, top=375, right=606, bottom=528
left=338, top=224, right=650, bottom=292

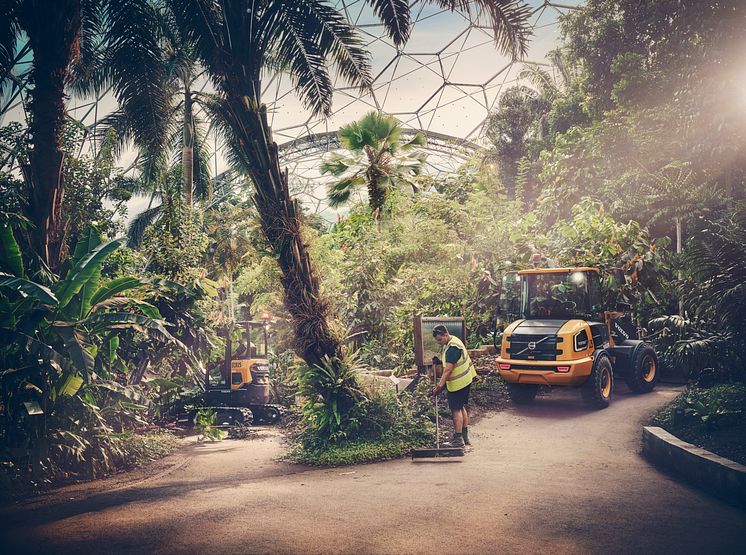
left=20, top=0, right=81, bottom=272
left=230, top=99, right=341, bottom=369
left=182, top=85, right=194, bottom=208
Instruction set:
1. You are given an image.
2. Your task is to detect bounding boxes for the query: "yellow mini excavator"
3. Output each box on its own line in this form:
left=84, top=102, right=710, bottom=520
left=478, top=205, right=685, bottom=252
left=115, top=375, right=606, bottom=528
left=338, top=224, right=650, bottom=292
left=199, top=320, right=282, bottom=425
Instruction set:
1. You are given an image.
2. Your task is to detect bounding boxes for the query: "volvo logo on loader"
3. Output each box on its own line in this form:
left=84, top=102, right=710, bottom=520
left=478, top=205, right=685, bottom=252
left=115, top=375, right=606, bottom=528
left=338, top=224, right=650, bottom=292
left=528, top=341, right=536, bottom=350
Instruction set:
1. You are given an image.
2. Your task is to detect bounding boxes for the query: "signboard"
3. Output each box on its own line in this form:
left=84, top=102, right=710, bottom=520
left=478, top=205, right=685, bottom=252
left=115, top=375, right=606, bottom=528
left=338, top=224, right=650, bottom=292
left=413, top=315, right=466, bottom=369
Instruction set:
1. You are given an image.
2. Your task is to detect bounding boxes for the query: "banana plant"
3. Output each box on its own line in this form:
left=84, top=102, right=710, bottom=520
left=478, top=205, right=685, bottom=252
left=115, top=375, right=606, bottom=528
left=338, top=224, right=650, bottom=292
left=0, top=224, right=180, bottom=408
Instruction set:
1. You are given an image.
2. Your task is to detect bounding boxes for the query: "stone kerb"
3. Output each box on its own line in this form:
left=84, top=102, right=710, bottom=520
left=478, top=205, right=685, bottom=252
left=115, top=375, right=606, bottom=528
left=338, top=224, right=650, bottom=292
left=642, top=426, right=746, bottom=508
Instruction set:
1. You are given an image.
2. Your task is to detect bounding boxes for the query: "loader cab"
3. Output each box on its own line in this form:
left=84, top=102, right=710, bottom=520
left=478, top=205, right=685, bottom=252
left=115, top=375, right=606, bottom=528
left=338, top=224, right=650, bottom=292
left=519, top=268, right=603, bottom=322
left=499, top=268, right=603, bottom=322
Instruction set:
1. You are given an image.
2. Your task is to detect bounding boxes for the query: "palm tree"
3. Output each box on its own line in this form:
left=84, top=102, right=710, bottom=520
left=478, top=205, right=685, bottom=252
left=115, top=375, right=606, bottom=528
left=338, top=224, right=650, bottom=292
left=167, top=0, right=532, bottom=370
left=0, top=0, right=171, bottom=272
left=321, top=111, right=426, bottom=217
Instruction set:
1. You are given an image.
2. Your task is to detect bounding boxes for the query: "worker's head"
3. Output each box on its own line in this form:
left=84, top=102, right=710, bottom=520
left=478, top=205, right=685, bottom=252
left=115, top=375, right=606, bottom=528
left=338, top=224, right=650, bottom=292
left=432, top=325, right=450, bottom=345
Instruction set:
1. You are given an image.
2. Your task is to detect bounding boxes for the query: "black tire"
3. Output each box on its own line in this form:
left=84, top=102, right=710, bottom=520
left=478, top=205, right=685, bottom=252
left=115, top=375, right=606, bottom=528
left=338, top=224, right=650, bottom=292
left=507, top=383, right=539, bottom=405
left=625, top=344, right=659, bottom=393
left=582, top=353, right=613, bottom=409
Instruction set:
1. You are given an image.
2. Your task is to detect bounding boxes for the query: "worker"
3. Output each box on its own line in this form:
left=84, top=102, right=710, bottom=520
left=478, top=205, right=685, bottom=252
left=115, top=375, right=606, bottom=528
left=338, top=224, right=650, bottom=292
left=428, top=325, right=477, bottom=448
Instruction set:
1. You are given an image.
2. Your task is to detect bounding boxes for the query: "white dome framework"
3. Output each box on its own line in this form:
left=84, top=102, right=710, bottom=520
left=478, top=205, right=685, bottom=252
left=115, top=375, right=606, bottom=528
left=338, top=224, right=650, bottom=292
left=0, top=1, right=581, bottom=219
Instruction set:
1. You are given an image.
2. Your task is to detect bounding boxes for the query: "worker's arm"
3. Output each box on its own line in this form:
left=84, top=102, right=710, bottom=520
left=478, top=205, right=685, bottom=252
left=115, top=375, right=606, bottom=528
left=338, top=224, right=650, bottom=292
left=437, top=363, right=455, bottom=391
left=430, top=361, right=455, bottom=396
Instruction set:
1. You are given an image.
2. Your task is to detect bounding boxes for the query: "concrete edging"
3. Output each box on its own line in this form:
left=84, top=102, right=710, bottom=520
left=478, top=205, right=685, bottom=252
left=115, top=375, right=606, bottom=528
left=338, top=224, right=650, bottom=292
left=642, top=426, right=746, bottom=508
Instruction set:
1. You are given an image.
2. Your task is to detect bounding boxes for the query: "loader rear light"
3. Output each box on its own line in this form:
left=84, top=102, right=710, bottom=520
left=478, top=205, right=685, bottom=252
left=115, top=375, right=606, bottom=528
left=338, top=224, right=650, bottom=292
left=556, top=366, right=570, bottom=373
left=498, top=363, right=511, bottom=370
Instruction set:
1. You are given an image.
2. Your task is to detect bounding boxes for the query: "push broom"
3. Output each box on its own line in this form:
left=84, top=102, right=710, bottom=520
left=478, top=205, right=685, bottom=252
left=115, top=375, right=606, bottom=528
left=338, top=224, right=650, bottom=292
left=411, top=363, right=465, bottom=460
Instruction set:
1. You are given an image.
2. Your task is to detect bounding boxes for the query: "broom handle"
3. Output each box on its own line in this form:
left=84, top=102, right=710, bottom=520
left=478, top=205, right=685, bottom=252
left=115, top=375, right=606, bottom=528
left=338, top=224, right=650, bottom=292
left=434, top=362, right=439, bottom=448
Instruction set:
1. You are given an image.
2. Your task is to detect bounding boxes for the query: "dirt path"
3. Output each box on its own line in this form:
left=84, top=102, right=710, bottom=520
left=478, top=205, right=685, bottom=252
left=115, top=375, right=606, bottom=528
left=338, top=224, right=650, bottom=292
left=1, top=384, right=744, bottom=555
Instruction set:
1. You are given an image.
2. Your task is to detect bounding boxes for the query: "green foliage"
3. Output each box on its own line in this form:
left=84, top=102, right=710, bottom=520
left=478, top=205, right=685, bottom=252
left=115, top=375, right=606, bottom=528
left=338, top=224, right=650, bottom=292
left=194, top=408, right=226, bottom=442
left=142, top=205, right=208, bottom=279
left=648, top=205, right=746, bottom=380
left=297, top=354, right=368, bottom=446
left=290, top=437, right=416, bottom=467
left=290, top=386, right=434, bottom=465
left=0, top=225, right=184, bottom=488
left=268, top=350, right=300, bottom=407
left=653, top=384, right=746, bottom=464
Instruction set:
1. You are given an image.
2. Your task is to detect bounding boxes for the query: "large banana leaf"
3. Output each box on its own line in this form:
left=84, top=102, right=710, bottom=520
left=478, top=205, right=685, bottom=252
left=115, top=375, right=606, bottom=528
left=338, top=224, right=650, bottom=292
left=88, top=277, right=145, bottom=312
left=79, top=264, right=102, bottom=320
left=0, top=329, right=76, bottom=377
left=88, top=297, right=162, bottom=320
left=72, top=228, right=105, bottom=319
left=0, top=274, right=58, bottom=305
left=87, top=312, right=177, bottom=342
left=58, top=373, right=85, bottom=396
left=54, top=238, right=125, bottom=309
left=71, top=227, right=103, bottom=268
left=53, top=324, right=95, bottom=383
left=0, top=224, right=24, bottom=278
left=0, top=295, right=14, bottom=328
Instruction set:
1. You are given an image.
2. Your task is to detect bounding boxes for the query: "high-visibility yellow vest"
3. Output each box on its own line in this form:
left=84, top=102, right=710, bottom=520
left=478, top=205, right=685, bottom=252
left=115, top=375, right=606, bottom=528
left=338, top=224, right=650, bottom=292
left=441, top=335, right=476, bottom=392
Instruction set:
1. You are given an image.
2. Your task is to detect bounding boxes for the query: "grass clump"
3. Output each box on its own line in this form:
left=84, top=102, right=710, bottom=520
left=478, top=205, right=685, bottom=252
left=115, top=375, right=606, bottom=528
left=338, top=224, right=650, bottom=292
left=291, top=437, right=416, bottom=466
left=115, top=431, right=180, bottom=467
left=652, top=382, right=746, bottom=465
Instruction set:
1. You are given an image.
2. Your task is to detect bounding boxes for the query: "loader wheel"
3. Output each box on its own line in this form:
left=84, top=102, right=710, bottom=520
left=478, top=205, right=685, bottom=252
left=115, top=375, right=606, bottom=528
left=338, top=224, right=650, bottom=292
left=507, top=383, right=539, bottom=405
left=582, top=353, right=613, bottom=409
left=625, top=344, right=659, bottom=393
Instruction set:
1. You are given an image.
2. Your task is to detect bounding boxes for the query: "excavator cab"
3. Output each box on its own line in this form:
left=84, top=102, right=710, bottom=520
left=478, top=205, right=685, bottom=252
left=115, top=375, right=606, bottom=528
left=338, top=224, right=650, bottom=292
left=225, top=320, right=270, bottom=391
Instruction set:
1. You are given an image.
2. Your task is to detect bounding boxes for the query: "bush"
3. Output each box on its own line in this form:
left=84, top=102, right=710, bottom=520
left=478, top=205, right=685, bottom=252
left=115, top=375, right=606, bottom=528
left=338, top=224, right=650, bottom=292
left=290, top=380, right=435, bottom=465
left=0, top=430, right=178, bottom=499
left=652, top=383, right=746, bottom=465
left=268, top=350, right=300, bottom=407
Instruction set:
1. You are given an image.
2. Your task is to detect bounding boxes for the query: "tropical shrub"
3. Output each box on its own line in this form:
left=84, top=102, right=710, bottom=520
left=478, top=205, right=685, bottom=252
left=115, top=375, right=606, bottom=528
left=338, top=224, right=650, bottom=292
left=649, top=205, right=746, bottom=381
left=0, top=224, right=180, bottom=487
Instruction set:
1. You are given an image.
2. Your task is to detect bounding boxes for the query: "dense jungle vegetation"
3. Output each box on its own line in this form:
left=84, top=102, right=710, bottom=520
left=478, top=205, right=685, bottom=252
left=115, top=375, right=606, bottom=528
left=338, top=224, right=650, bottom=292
left=1, top=0, right=745, bottom=488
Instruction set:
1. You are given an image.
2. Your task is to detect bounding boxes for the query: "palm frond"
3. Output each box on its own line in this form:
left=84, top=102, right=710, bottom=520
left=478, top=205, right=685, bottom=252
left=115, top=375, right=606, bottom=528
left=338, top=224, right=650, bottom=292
left=272, top=17, right=333, bottom=117
left=0, top=1, right=21, bottom=102
left=320, top=153, right=358, bottom=176
left=367, top=0, right=410, bottom=46
left=104, top=0, right=172, bottom=153
left=296, top=0, right=372, bottom=90
left=519, top=64, right=559, bottom=101
left=68, top=0, right=107, bottom=97
left=127, top=205, right=162, bottom=248
left=196, top=92, right=254, bottom=175
left=431, top=0, right=532, bottom=60
left=328, top=175, right=364, bottom=208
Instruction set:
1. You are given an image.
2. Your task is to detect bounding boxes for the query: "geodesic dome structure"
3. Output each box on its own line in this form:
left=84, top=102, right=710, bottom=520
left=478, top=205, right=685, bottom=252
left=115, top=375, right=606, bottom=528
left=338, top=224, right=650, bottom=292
left=1, top=1, right=581, bottom=220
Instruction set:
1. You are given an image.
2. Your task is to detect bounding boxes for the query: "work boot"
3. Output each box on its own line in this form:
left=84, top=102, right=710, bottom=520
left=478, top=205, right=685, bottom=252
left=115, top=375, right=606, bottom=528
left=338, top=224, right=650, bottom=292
left=443, top=433, right=465, bottom=448
left=463, top=427, right=471, bottom=446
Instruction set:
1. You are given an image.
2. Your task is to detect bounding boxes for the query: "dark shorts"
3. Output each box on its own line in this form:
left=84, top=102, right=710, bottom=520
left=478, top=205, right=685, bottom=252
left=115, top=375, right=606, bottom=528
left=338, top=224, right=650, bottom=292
left=447, top=383, right=471, bottom=411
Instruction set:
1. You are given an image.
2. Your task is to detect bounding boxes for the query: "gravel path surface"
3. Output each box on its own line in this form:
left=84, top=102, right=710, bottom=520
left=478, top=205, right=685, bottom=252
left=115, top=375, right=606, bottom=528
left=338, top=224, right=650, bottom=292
left=1, top=384, right=744, bottom=554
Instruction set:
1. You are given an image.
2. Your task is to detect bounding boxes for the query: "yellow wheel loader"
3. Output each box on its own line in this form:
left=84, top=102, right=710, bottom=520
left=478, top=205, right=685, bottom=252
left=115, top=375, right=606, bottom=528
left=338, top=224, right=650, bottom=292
left=495, top=267, right=658, bottom=409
